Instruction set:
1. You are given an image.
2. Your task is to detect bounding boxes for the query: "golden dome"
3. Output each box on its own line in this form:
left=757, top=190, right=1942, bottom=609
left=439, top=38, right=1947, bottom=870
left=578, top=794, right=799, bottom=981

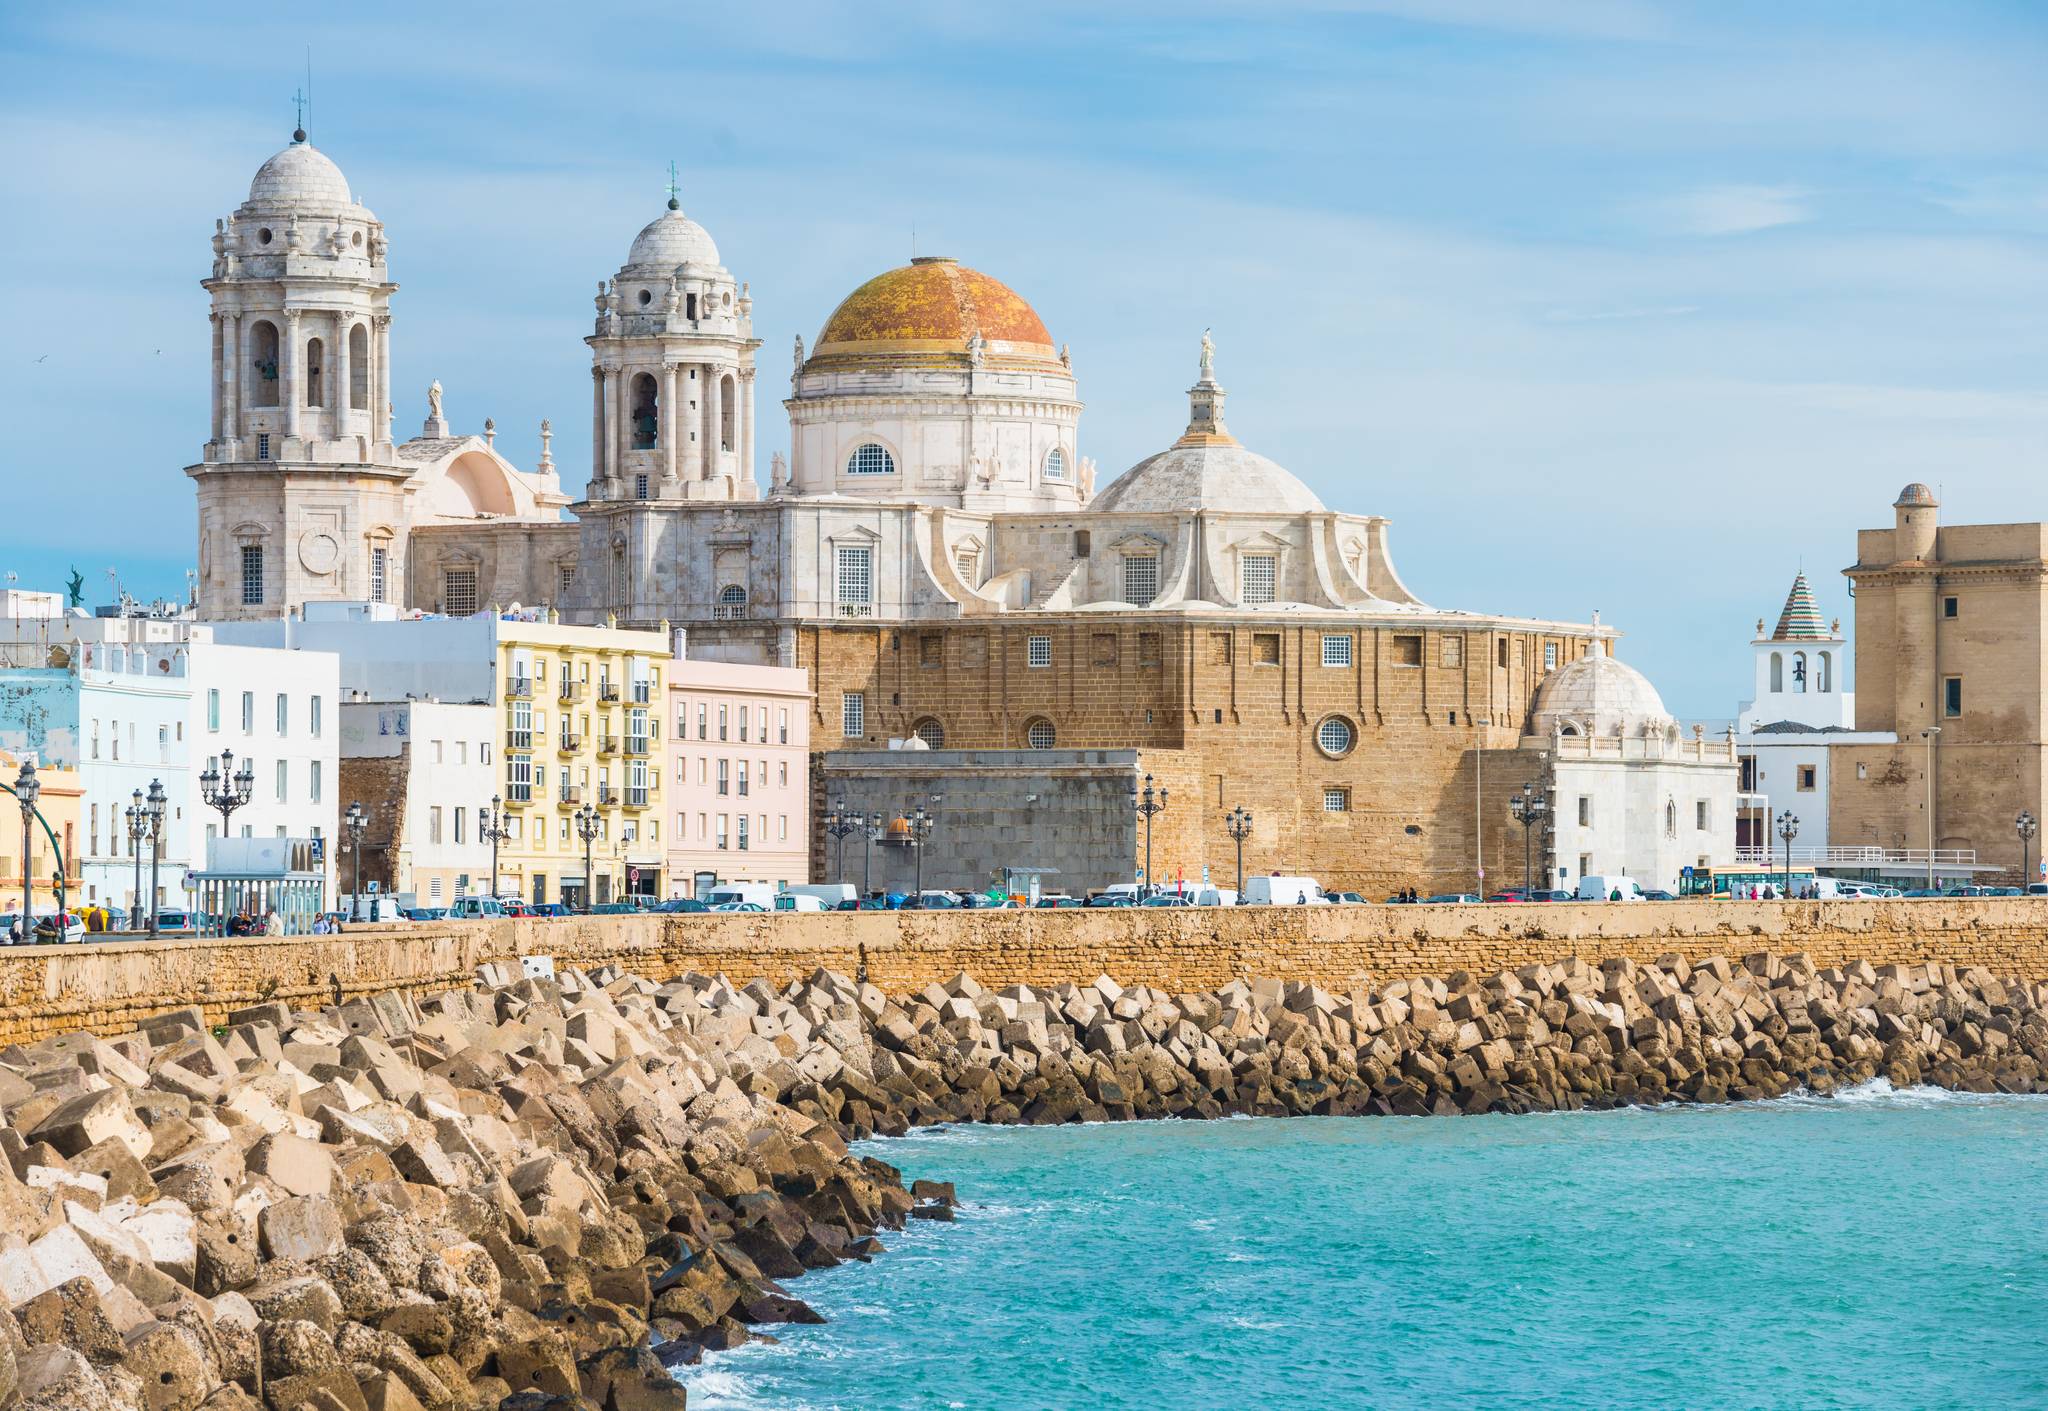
left=811, top=256, right=1057, bottom=365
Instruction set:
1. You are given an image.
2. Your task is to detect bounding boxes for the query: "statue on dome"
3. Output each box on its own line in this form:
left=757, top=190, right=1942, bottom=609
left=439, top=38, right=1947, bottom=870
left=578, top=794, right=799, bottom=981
left=426, top=380, right=443, bottom=421
left=792, top=334, right=804, bottom=373
left=1077, top=456, right=1097, bottom=503
left=1199, top=327, right=1215, bottom=380
left=966, top=329, right=985, bottom=365
left=1060, top=343, right=1072, bottom=370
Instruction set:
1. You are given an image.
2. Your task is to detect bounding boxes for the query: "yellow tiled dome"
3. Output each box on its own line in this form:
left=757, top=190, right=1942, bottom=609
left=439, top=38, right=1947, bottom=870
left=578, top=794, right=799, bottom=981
left=812, top=257, right=1056, bottom=362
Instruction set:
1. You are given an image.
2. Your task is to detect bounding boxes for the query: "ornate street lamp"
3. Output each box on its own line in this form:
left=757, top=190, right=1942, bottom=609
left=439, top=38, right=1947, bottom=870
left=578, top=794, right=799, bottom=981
left=199, top=748, right=255, bottom=841
left=479, top=794, right=511, bottom=903
left=1775, top=809, right=1800, bottom=899
left=910, top=799, right=938, bottom=902
left=342, top=801, right=368, bottom=921
left=1509, top=783, right=1548, bottom=896
left=126, top=789, right=147, bottom=931
left=1130, top=773, right=1168, bottom=899
left=574, top=803, right=601, bottom=912
left=823, top=803, right=862, bottom=887
left=15, top=759, right=38, bottom=920
left=2018, top=809, right=2038, bottom=891
left=143, top=779, right=166, bottom=936
left=1224, top=806, right=1253, bottom=904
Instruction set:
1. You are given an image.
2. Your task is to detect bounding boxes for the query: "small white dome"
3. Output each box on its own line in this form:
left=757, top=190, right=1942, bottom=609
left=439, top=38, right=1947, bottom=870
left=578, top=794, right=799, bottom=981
left=1530, top=639, right=1673, bottom=738
left=1093, top=443, right=1325, bottom=515
left=247, top=139, right=353, bottom=208
left=626, top=205, right=719, bottom=270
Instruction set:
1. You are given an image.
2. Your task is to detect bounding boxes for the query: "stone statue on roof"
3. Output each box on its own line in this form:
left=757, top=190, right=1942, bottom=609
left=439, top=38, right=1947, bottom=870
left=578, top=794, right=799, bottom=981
left=1200, top=327, right=1214, bottom=379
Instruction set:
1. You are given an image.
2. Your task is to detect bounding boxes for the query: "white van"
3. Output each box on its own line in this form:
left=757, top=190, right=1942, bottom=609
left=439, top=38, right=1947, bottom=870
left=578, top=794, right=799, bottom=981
left=703, top=883, right=778, bottom=910
left=1242, top=875, right=1325, bottom=906
left=448, top=896, right=507, bottom=918
left=773, top=892, right=827, bottom=912
left=1576, top=876, right=1644, bottom=902
left=784, top=883, right=856, bottom=908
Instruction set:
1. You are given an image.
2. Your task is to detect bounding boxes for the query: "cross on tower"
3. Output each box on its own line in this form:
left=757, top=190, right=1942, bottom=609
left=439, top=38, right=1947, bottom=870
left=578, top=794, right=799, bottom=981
left=291, top=88, right=306, bottom=140
left=666, top=160, right=680, bottom=210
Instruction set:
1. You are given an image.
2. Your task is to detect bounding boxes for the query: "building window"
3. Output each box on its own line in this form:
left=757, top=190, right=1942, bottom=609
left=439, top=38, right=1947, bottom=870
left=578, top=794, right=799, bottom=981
left=1544, top=643, right=1559, bottom=672
left=454, top=806, right=467, bottom=844
left=240, top=545, right=264, bottom=606
left=842, top=691, right=865, bottom=739
left=1316, top=716, right=1355, bottom=757
left=1797, top=765, right=1817, bottom=792
left=1240, top=554, right=1276, bottom=606
left=507, top=753, right=532, bottom=802
left=1028, top=635, right=1053, bottom=668
left=716, top=815, right=729, bottom=850
left=1045, top=447, right=1067, bottom=480
left=1943, top=596, right=1958, bottom=619
left=836, top=545, right=873, bottom=617
left=1665, top=800, right=1677, bottom=839
left=256, top=433, right=271, bottom=460
left=737, top=815, right=750, bottom=851
left=914, top=718, right=945, bottom=749
left=1441, top=635, right=1463, bottom=669
left=444, top=567, right=478, bottom=616
left=1944, top=676, right=1963, bottom=718
left=955, top=548, right=980, bottom=585
left=1696, top=801, right=1711, bottom=831
left=738, top=707, right=750, bottom=742
left=241, top=692, right=254, bottom=732
left=309, top=696, right=322, bottom=738
left=429, top=807, right=444, bottom=844
left=1323, top=787, right=1350, bottom=813
left=1025, top=718, right=1056, bottom=749
left=777, top=707, right=788, bottom=744
left=1497, top=638, right=1509, bottom=669
left=369, top=546, right=388, bottom=603
left=207, top=689, right=220, bottom=732
left=274, top=759, right=287, bottom=802
left=847, top=443, right=895, bottom=476
left=1122, top=555, right=1158, bottom=606
left=715, top=585, right=746, bottom=620
left=718, top=705, right=728, bottom=741
left=1577, top=796, right=1592, bottom=826
left=1321, top=634, right=1352, bottom=668
left=275, top=693, right=288, bottom=734
left=1392, top=635, right=1423, bottom=667
left=310, top=760, right=321, bottom=804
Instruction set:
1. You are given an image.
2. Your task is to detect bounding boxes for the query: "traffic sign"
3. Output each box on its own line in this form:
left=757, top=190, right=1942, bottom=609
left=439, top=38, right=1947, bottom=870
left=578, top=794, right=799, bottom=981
left=629, top=866, right=640, bottom=884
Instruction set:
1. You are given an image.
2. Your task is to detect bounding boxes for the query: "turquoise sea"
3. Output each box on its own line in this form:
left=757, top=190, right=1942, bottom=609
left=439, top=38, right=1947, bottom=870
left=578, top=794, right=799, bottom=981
left=679, top=1084, right=2048, bottom=1410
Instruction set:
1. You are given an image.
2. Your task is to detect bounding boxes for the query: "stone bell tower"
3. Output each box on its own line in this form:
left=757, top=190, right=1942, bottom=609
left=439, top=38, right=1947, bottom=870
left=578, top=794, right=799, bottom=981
left=187, top=124, right=404, bottom=619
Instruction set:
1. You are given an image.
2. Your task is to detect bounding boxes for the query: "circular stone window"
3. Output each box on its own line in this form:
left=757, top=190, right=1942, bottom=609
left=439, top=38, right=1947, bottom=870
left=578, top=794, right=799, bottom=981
left=914, top=718, right=945, bottom=749
left=351, top=230, right=363, bottom=247
left=257, top=227, right=273, bottom=245
left=1316, top=715, right=1356, bottom=758
left=1025, top=718, right=1056, bottom=750
left=637, top=288, right=652, bottom=307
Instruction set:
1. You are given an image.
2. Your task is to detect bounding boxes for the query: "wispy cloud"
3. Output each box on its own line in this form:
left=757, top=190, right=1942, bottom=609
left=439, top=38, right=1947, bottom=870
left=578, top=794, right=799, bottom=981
left=1639, top=184, right=1812, bottom=237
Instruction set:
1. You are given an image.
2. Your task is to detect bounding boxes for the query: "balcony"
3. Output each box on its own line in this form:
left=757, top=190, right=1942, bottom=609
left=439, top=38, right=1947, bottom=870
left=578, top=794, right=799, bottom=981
left=557, top=784, right=583, bottom=806
left=599, top=683, right=622, bottom=703
left=1733, top=845, right=1980, bottom=869
left=625, top=786, right=651, bottom=808
left=557, top=731, right=583, bottom=753
left=559, top=680, right=588, bottom=703
left=597, top=786, right=619, bottom=806
left=838, top=602, right=874, bottom=619
left=632, top=682, right=652, bottom=704
left=597, top=733, right=619, bottom=755
left=625, top=735, right=650, bottom=756
left=506, top=676, right=533, bottom=699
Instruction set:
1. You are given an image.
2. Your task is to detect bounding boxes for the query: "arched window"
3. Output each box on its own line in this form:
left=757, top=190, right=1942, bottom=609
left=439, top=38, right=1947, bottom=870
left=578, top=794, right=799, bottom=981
left=630, top=373, right=659, bottom=449
left=1665, top=800, right=1677, bottom=839
left=1316, top=716, right=1356, bottom=757
left=1817, top=651, right=1832, bottom=693
left=1792, top=652, right=1808, bottom=694
left=1769, top=652, right=1784, bottom=693
left=914, top=718, right=946, bottom=749
left=1045, top=447, right=1067, bottom=481
left=847, top=443, right=895, bottom=476
left=348, top=324, right=369, bottom=410
left=251, top=321, right=280, bottom=406
left=720, top=374, right=736, bottom=452
left=610, top=545, right=627, bottom=606
left=1025, top=718, right=1056, bottom=750
left=305, top=337, right=324, bottom=407
left=714, top=585, right=746, bottom=620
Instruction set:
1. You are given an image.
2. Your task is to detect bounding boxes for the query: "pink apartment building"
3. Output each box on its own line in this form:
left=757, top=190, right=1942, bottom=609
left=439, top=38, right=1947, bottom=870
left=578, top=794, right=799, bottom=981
left=667, top=652, right=812, bottom=897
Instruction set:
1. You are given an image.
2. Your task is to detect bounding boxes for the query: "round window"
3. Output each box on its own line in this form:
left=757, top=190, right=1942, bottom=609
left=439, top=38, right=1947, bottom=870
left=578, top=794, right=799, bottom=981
left=637, top=288, right=652, bottom=307
left=914, top=718, right=945, bottom=749
left=1025, top=719, right=1056, bottom=750
left=257, top=228, right=273, bottom=245
left=1317, top=716, right=1356, bottom=757
left=350, top=230, right=362, bottom=247
left=847, top=443, right=896, bottom=476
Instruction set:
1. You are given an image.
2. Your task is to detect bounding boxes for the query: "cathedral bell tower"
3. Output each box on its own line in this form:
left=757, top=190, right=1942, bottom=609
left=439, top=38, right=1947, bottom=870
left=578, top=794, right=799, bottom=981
left=187, top=124, right=401, bottom=619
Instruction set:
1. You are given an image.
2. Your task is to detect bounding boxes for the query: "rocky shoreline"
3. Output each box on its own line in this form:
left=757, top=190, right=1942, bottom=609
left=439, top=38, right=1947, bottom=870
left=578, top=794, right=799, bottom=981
left=0, top=950, right=2041, bottom=1410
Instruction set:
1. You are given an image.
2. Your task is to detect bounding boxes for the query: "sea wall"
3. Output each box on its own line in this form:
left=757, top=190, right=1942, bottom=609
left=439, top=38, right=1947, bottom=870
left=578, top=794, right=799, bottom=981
left=6, top=898, right=2048, bottom=1047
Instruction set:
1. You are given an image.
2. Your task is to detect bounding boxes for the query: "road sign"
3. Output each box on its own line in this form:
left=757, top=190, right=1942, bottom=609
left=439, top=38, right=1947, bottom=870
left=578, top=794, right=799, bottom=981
left=366, top=881, right=380, bottom=893
left=629, top=866, right=640, bottom=884
left=1681, top=865, right=1694, bottom=878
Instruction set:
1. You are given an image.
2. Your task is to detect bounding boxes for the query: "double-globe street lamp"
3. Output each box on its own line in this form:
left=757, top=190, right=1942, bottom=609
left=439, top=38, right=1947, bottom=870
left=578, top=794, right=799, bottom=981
left=574, top=803, right=601, bottom=912
left=1509, top=783, right=1548, bottom=896
left=822, top=804, right=863, bottom=888
left=2018, top=809, right=2038, bottom=890
left=1224, top=805, right=1253, bottom=902
left=342, top=801, right=369, bottom=920
left=199, top=748, right=255, bottom=840
left=479, top=795, right=511, bottom=904
left=1775, top=809, right=1800, bottom=899
left=1130, top=773, right=1168, bottom=899
left=126, top=781, right=167, bottom=934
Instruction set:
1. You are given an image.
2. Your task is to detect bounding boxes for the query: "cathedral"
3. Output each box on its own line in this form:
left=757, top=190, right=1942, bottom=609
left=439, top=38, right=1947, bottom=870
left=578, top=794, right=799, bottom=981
left=189, top=127, right=1612, bottom=893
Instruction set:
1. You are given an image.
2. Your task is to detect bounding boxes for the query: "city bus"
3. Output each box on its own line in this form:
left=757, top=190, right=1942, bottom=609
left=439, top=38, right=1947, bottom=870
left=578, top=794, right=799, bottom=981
left=1679, top=864, right=1819, bottom=899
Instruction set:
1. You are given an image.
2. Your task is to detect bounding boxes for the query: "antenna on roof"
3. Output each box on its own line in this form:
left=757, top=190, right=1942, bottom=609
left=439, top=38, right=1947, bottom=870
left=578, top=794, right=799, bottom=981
left=911, top=221, right=917, bottom=260
left=665, top=160, right=680, bottom=211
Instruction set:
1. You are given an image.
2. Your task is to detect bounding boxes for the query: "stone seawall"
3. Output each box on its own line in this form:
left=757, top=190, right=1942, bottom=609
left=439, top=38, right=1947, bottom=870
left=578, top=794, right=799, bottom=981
left=6, top=899, right=2048, bottom=1047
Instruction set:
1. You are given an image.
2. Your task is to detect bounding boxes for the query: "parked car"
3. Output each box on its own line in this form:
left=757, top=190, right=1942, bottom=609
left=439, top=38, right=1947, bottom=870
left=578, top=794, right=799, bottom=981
left=1421, top=893, right=1483, bottom=904
left=653, top=898, right=705, bottom=914
left=495, top=898, right=531, bottom=918
left=1903, top=887, right=1945, bottom=897
left=154, top=909, right=198, bottom=930
left=1141, top=893, right=1195, bottom=907
left=1639, top=889, right=1678, bottom=901
left=400, top=906, right=449, bottom=921
left=708, top=901, right=766, bottom=913
left=589, top=902, right=637, bottom=915
left=1036, top=897, right=1083, bottom=909
left=1328, top=891, right=1369, bottom=905
left=528, top=902, right=570, bottom=918
left=961, top=894, right=1017, bottom=909
left=901, top=892, right=959, bottom=910
left=33, top=912, right=86, bottom=942
left=447, top=896, right=507, bottom=919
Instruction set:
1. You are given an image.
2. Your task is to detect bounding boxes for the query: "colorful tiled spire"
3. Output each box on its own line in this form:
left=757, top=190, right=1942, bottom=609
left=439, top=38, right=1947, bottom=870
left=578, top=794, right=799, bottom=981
left=1772, top=572, right=1828, bottom=641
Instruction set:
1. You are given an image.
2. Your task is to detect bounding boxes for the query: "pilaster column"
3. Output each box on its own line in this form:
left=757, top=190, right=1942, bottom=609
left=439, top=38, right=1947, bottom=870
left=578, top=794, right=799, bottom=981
left=209, top=313, right=224, bottom=444
left=590, top=367, right=606, bottom=499
left=282, top=311, right=302, bottom=441
left=701, top=365, right=717, bottom=478
left=333, top=314, right=352, bottom=442
left=223, top=312, right=241, bottom=449
left=740, top=368, right=755, bottom=486
left=607, top=367, right=625, bottom=490
left=374, top=315, right=392, bottom=447
left=660, top=363, right=680, bottom=495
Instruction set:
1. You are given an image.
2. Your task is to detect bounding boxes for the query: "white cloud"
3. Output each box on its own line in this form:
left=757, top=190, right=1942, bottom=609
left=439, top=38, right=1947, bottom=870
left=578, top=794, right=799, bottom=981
left=1639, top=184, right=1812, bottom=237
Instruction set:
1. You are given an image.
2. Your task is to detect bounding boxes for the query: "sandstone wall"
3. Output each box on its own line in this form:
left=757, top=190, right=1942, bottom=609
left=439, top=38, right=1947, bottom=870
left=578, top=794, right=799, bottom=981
left=5, top=898, right=2048, bottom=1048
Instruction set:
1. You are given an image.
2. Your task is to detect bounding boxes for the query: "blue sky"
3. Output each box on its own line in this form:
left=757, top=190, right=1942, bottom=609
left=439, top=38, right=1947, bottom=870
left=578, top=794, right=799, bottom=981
left=3, top=1, right=2045, bottom=714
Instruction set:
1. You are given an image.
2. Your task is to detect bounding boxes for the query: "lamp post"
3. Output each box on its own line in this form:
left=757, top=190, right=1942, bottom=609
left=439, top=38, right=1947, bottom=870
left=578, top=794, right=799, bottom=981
left=1920, top=726, right=1941, bottom=889
left=143, top=779, right=165, bottom=937
left=1509, top=783, right=1548, bottom=895
left=910, top=800, right=937, bottom=901
left=126, top=789, right=147, bottom=931
left=1130, top=773, right=1168, bottom=899
left=14, top=759, right=38, bottom=920
left=342, top=801, right=368, bottom=921
left=862, top=812, right=882, bottom=900
left=574, top=804, right=600, bottom=911
left=1224, top=806, right=1253, bottom=903
left=479, top=795, right=510, bottom=903
left=1775, top=809, right=1799, bottom=899
left=823, top=803, right=862, bottom=886
left=199, top=748, right=255, bottom=840
left=2018, top=809, right=2038, bottom=890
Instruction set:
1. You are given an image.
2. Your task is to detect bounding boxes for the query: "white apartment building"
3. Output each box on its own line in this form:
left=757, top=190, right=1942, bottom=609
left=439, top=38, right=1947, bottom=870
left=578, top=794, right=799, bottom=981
left=338, top=699, right=495, bottom=906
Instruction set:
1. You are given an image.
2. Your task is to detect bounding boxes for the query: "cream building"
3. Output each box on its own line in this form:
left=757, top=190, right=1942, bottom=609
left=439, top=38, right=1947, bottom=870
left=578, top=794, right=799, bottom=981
left=665, top=643, right=812, bottom=897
